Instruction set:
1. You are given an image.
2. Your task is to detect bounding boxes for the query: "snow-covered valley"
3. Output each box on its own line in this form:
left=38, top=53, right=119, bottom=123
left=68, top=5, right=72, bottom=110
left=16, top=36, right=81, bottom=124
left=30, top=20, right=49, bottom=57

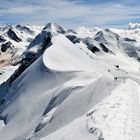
left=0, top=23, right=140, bottom=140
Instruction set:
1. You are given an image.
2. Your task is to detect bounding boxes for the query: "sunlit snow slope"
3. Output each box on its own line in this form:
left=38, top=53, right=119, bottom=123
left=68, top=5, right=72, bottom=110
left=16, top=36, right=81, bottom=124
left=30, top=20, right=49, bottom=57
left=0, top=23, right=140, bottom=140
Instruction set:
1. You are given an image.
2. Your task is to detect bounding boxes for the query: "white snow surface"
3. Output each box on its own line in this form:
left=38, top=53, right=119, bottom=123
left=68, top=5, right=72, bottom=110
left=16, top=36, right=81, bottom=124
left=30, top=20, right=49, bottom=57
left=42, top=79, right=140, bottom=140
left=75, top=26, right=100, bottom=38
left=0, top=24, right=140, bottom=140
left=0, top=65, right=18, bottom=84
left=0, top=34, right=112, bottom=140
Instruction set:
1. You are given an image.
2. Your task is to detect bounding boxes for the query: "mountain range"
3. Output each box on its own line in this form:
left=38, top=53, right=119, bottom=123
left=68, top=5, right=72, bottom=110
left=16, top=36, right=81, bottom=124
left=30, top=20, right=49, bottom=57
left=0, top=23, right=140, bottom=140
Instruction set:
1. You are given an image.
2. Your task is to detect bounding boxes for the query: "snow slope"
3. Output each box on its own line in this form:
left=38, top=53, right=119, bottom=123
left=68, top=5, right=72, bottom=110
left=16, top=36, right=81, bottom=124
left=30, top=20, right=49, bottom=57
left=0, top=33, right=115, bottom=139
left=0, top=23, right=140, bottom=140
left=42, top=79, right=140, bottom=140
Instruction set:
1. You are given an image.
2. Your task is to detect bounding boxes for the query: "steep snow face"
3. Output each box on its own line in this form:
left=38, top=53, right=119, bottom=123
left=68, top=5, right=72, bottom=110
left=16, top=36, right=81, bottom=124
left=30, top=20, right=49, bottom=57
left=41, top=78, right=140, bottom=140
left=0, top=34, right=118, bottom=140
left=43, top=35, right=106, bottom=72
left=1, top=23, right=140, bottom=140
left=1, top=32, right=140, bottom=140
left=94, top=29, right=120, bottom=54
left=26, top=23, right=65, bottom=54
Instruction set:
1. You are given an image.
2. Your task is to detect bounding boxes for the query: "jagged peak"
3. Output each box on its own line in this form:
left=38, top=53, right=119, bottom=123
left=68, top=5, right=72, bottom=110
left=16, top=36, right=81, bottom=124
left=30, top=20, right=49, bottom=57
left=15, top=24, right=34, bottom=34
left=95, top=30, right=104, bottom=37
left=3, top=24, right=13, bottom=31
left=43, top=23, right=66, bottom=35
left=95, top=29, right=120, bottom=40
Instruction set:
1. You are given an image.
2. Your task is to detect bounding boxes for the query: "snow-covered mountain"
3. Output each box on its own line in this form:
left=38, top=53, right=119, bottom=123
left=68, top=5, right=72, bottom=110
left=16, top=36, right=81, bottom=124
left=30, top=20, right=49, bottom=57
left=0, top=23, right=140, bottom=140
left=128, top=23, right=140, bottom=30
left=0, top=25, right=43, bottom=84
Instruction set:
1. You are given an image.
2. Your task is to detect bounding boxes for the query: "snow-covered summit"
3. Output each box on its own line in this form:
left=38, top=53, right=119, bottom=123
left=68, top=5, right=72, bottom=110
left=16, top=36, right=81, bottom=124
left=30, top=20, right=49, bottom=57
left=26, top=23, right=66, bottom=52
left=1, top=23, right=140, bottom=140
left=43, top=23, right=66, bottom=35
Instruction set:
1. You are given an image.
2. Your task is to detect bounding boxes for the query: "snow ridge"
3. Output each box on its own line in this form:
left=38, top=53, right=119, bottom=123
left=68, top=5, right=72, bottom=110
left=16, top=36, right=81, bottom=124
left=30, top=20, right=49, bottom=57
left=0, top=23, right=140, bottom=140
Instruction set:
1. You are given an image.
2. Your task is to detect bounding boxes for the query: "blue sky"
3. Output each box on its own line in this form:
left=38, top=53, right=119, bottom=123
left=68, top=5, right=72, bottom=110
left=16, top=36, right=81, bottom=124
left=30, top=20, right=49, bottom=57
left=0, top=0, right=140, bottom=28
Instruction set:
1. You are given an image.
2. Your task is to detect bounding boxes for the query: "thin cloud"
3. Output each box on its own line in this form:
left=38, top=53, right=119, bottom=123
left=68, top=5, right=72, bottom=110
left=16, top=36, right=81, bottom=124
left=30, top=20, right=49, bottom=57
left=0, top=0, right=140, bottom=27
left=0, top=6, right=35, bottom=14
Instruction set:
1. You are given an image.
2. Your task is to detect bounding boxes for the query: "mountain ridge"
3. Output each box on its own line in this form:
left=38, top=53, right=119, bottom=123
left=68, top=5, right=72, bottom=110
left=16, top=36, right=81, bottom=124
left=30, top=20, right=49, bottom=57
left=0, top=23, right=140, bottom=140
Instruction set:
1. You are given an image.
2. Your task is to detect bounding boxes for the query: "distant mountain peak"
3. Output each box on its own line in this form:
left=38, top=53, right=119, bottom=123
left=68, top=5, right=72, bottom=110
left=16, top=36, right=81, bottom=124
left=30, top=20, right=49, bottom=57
left=128, top=23, right=140, bottom=30
left=3, top=24, right=13, bottom=31
left=15, top=24, right=34, bottom=34
left=43, top=23, right=66, bottom=35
